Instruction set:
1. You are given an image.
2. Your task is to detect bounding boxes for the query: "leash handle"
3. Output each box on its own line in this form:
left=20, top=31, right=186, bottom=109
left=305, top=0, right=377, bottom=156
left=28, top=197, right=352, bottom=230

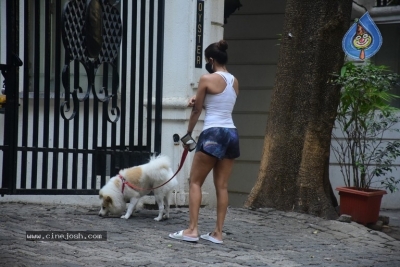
left=181, top=133, right=197, bottom=151
left=122, top=149, right=189, bottom=191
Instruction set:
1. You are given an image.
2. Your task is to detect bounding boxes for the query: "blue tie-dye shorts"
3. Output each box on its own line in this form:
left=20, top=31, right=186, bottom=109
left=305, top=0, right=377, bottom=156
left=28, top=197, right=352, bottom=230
left=196, top=127, right=240, bottom=159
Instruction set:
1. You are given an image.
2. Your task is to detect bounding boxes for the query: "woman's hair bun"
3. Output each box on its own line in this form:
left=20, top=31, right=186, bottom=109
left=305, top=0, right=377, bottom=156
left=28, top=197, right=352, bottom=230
left=217, top=40, right=228, bottom=52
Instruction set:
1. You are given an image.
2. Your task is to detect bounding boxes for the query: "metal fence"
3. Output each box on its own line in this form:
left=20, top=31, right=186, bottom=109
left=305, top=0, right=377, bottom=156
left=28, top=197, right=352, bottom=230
left=0, top=0, right=165, bottom=195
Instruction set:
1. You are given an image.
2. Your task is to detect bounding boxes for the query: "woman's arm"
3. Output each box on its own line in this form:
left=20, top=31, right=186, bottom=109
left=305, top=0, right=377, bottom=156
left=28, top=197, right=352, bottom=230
left=187, top=75, right=208, bottom=134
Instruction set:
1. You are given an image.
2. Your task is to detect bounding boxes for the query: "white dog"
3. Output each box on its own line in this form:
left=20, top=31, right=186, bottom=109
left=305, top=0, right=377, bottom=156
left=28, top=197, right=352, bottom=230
left=98, top=155, right=177, bottom=221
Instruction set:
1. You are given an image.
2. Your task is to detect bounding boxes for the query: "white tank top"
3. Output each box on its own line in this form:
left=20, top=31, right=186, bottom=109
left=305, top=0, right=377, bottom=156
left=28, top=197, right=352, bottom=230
left=203, top=71, right=237, bottom=130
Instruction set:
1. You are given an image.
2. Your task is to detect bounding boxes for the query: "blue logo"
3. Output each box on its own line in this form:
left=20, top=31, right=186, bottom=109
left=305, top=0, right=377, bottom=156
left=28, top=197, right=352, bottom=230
left=342, top=12, right=382, bottom=60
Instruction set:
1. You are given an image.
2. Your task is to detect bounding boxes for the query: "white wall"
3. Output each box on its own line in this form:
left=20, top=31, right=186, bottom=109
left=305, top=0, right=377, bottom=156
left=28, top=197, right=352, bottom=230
left=160, top=0, right=225, bottom=207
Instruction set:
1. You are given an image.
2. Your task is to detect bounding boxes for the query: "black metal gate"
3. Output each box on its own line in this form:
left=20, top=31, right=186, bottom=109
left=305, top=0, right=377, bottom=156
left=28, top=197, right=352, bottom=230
left=0, top=0, right=165, bottom=195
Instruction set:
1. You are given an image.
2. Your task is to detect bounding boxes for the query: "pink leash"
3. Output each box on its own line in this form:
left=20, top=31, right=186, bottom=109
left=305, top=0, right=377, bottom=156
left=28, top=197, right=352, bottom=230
left=119, top=149, right=189, bottom=192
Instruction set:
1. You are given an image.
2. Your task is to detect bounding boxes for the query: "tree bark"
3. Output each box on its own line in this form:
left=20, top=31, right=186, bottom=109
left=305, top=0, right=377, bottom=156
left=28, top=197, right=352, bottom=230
left=244, top=0, right=353, bottom=219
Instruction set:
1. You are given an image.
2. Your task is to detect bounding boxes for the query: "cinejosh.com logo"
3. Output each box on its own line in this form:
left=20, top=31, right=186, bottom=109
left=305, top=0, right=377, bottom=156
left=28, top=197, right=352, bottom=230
left=26, top=231, right=107, bottom=241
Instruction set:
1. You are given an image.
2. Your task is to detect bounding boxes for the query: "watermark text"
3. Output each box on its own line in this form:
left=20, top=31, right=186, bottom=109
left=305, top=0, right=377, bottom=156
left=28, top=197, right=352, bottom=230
left=26, top=231, right=107, bottom=241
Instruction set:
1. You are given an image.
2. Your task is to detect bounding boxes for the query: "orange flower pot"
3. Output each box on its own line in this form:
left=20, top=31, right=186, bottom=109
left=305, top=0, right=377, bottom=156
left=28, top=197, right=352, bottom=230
left=336, top=186, right=387, bottom=225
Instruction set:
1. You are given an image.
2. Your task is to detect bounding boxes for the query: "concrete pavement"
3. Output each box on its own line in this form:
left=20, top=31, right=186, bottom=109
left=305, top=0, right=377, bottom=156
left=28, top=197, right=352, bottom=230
left=1, top=202, right=400, bottom=267
left=380, top=209, right=400, bottom=241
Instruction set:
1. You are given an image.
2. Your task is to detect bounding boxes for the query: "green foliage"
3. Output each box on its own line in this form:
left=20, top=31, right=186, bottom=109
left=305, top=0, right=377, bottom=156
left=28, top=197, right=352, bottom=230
left=332, top=62, right=400, bottom=192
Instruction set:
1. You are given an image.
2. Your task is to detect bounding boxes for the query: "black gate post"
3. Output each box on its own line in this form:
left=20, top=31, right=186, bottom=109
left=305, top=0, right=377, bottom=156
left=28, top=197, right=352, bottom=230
left=2, top=0, right=20, bottom=194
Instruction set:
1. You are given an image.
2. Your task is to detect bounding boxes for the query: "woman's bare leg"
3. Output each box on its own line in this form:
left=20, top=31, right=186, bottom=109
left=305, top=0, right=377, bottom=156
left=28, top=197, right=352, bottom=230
left=210, top=158, right=234, bottom=241
left=183, top=151, right=217, bottom=238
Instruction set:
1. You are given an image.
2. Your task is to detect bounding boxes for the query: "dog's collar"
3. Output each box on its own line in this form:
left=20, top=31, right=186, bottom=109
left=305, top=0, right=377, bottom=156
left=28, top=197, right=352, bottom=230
left=118, top=174, right=135, bottom=193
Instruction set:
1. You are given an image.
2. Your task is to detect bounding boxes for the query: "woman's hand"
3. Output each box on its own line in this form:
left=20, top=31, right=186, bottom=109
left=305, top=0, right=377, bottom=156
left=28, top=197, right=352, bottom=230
left=188, top=95, right=196, bottom=107
left=182, top=139, right=196, bottom=151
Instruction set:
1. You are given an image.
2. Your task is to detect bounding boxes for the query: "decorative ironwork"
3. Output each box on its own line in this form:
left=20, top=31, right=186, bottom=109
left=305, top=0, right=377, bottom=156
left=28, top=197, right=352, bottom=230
left=1, top=0, right=165, bottom=196
left=61, top=0, right=122, bottom=122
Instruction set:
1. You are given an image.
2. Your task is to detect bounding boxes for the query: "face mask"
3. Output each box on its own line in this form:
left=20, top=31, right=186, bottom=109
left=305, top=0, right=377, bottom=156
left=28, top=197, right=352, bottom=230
left=205, top=62, right=214, bottom=73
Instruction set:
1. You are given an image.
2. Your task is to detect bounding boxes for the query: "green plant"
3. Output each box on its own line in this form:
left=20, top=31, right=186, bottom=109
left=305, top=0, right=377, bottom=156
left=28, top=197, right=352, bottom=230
left=331, top=62, right=400, bottom=193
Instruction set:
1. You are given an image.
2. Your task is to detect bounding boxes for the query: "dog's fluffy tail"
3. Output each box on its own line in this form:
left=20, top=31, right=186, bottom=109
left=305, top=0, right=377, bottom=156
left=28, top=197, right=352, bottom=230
left=142, top=155, right=174, bottom=185
left=146, top=154, right=172, bottom=171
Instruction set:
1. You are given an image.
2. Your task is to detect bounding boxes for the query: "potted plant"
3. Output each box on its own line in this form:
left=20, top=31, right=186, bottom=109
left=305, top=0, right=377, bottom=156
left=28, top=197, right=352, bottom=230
left=331, top=61, right=400, bottom=225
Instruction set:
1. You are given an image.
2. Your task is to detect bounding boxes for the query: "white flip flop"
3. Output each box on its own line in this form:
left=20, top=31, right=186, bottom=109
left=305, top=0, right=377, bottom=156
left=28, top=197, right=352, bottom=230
left=200, top=233, right=223, bottom=244
left=169, top=230, right=199, bottom=242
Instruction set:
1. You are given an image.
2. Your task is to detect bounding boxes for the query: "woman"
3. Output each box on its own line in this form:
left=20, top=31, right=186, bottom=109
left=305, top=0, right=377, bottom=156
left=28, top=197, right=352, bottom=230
left=169, top=40, right=240, bottom=244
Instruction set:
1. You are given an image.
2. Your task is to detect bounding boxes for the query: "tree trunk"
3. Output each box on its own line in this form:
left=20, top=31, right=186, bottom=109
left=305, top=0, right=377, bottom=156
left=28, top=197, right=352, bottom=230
left=244, top=0, right=353, bottom=219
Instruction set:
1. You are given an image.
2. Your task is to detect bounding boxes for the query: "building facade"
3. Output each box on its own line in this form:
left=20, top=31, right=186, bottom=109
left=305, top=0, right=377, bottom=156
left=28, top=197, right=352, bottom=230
left=0, top=0, right=399, bottom=209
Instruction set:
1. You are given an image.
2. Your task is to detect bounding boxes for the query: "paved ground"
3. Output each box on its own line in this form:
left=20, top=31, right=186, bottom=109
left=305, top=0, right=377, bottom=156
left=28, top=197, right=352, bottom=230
left=1, top=202, right=400, bottom=267
left=380, top=209, right=400, bottom=241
